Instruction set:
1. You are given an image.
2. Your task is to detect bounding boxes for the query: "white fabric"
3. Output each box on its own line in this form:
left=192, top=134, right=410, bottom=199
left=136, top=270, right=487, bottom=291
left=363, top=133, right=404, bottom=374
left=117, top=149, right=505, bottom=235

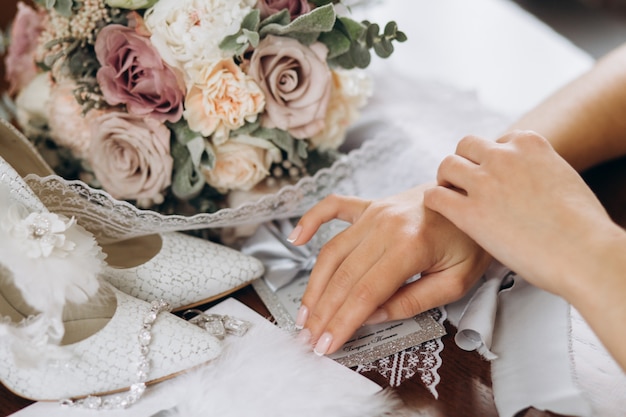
left=453, top=262, right=514, bottom=360
left=490, top=278, right=592, bottom=417
left=571, top=308, right=626, bottom=417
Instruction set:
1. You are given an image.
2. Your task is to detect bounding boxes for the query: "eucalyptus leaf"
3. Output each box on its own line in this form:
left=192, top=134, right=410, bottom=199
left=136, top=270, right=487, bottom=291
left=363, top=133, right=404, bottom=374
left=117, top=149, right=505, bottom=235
left=384, top=21, right=398, bottom=37
left=373, top=38, right=394, bottom=58
left=318, top=30, right=350, bottom=59
left=349, top=42, right=371, bottom=68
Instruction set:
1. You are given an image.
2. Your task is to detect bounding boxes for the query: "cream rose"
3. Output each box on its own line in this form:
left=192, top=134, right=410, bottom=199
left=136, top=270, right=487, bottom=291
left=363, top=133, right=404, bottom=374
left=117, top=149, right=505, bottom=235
left=248, top=35, right=332, bottom=139
left=144, top=0, right=255, bottom=77
left=86, top=112, right=173, bottom=204
left=47, top=79, right=104, bottom=158
left=202, top=135, right=280, bottom=193
left=184, top=59, right=265, bottom=144
left=310, top=69, right=372, bottom=150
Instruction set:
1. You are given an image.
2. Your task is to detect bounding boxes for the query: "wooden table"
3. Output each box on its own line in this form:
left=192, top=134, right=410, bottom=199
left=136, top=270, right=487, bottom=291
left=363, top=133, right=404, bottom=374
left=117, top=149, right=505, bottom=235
left=1, top=1, right=624, bottom=416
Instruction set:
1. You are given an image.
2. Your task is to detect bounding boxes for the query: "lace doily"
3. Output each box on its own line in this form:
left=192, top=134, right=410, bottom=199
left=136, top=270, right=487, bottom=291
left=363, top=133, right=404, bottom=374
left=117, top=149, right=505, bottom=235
left=356, top=307, right=447, bottom=398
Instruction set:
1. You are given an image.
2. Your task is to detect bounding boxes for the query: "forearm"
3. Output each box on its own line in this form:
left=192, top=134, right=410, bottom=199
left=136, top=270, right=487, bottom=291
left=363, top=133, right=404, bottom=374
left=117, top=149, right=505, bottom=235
left=560, top=222, right=626, bottom=371
left=507, top=43, right=626, bottom=172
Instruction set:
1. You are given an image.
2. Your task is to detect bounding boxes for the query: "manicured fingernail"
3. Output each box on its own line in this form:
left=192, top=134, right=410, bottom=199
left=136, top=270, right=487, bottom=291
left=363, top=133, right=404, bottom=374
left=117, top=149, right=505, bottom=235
left=296, top=328, right=311, bottom=345
left=295, top=305, right=309, bottom=330
left=286, top=225, right=302, bottom=243
left=314, top=332, right=333, bottom=356
left=364, top=309, right=388, bottom=326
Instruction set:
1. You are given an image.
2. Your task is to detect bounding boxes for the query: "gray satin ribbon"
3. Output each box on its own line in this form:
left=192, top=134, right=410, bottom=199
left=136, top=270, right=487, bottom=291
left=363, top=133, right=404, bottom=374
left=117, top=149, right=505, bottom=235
left=241, top=219, right=317, bottom=292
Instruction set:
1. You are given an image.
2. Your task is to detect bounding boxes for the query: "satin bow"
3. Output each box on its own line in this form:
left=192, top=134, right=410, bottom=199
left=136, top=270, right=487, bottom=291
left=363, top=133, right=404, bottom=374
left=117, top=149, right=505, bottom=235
left=241, top=219, right=316, bottom=292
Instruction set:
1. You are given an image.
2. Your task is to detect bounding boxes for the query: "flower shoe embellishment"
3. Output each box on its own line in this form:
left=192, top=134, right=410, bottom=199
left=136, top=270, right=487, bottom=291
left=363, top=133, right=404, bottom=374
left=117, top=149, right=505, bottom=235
left=10, top=211, right=77, bottom=258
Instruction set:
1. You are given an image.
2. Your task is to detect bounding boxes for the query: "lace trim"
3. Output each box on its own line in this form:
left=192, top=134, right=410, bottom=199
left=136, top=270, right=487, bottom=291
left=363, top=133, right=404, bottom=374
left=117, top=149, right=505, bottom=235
left=26, top=129, right=403, bottom=244
left=356, top=307, right=446, bottom=398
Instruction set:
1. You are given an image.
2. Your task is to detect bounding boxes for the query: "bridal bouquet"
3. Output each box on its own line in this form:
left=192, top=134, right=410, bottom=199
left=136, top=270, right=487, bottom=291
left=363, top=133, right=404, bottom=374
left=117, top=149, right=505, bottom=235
left=3, top=0, right=405, bottom=214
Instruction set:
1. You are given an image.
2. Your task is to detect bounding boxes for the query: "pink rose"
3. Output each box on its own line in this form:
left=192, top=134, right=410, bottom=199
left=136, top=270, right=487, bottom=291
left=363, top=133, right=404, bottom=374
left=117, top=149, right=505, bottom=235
left=256, top=0, right=311, bottom=20
left=95, top=24, right=184, bottom=123
left=248, top=35, right=332, bottom=139
left=86, top=111, right=173, bottom=203
left=4, top=2, right=46, bottom=95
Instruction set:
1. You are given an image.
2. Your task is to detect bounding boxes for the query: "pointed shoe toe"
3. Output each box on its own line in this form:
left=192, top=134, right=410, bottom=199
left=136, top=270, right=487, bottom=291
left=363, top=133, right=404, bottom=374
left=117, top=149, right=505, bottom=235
left=102, top=231, right=264, bottom=311
left=0, top=284, right=221, bottom=402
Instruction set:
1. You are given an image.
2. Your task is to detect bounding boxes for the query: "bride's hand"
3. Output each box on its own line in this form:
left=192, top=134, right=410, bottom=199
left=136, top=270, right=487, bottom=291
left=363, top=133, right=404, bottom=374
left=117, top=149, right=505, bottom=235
left=289, top=183, right=492, bottom=355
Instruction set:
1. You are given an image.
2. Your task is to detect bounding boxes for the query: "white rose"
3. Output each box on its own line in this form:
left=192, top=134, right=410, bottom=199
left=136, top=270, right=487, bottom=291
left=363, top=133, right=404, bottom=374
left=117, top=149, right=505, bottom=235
left=310, top=69, right=372, bottom=150
left=15, top=73, right=51, bottom=137
left=144, top=0, right=255, bottom=79
left=202, top=135, right=280, bottom=193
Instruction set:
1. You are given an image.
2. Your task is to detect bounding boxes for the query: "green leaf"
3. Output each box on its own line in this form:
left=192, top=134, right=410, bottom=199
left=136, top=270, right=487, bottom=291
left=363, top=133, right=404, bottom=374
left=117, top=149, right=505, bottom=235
left=384, top=21, right=398, bottom=37
left=241, top=8, right=261, bottom=31
left=260, top=9, right=291, bottom=27
left=55, top=0, right=73, bottom=17
left=373, top=38, right=394, bottom=58
left=309, top=0, right=334, bottom=6
left=219, top=9, right=260, bottom=56
left=395, top=31, right=408, bottom=43
left=296, top=139, right=309, bottom=159
left=318, top=30, right=351, bottom=59
left=259, top=3, right=336, bottom=38
left=170, top=138, right=207, bottom=200
left=337, top=17, right=366, bottom=41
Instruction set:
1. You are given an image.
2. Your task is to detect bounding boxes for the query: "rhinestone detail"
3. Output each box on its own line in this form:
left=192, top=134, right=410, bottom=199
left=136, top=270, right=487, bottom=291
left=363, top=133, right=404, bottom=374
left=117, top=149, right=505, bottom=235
left=59, top=299, right=171, bottom=410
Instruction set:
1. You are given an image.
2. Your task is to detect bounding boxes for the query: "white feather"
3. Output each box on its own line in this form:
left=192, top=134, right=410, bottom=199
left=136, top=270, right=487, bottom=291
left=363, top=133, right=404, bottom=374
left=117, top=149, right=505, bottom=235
left=158, top=323, right=409, bottom=417
left=0, top=185, right=104, bottom=365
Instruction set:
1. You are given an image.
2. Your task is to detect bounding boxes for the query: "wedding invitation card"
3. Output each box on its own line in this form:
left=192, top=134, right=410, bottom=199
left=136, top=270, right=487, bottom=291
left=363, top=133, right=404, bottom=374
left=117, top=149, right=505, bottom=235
left=253, top=273, right=446, bottom=367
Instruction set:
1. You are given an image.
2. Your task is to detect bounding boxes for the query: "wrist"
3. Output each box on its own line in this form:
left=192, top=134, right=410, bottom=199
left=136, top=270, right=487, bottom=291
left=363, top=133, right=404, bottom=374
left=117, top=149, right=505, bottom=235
left=560, top=222, right=626, bottom=312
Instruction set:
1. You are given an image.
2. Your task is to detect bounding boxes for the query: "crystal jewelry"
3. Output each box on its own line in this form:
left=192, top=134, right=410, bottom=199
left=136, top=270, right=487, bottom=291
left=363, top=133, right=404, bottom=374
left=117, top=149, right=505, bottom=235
left=59, top=299, right=172, bottom=410
left=184, top=309, right=252, bottom=340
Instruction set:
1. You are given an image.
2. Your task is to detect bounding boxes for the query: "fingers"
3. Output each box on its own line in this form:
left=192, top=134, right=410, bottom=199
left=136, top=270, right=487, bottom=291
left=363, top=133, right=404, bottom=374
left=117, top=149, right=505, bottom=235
left=454, top=134, right=494, bottom=163
left=289, top=194, right=370, bottom=245
left=298, top=224, right=380, bottom=328
left=373, top=256, right=491, bottom=322
left=436, top=154, right=477, bottom=191
left=307, top=247, right=420, bottom=355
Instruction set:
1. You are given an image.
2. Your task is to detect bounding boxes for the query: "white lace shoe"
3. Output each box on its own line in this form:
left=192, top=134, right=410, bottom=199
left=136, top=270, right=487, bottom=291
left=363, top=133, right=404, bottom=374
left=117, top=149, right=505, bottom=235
left=0, top=118, right=264, bottom=311
left=0, top=158, right=221, bottom=402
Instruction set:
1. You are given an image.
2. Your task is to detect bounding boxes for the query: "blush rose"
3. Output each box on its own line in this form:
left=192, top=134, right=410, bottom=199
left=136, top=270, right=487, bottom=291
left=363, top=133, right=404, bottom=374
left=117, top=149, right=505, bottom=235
left=95, top=24, right=184, bottom=123
left=86, top=111, right=173, bottom=204
left=248, top=35, right=332, bottom=139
